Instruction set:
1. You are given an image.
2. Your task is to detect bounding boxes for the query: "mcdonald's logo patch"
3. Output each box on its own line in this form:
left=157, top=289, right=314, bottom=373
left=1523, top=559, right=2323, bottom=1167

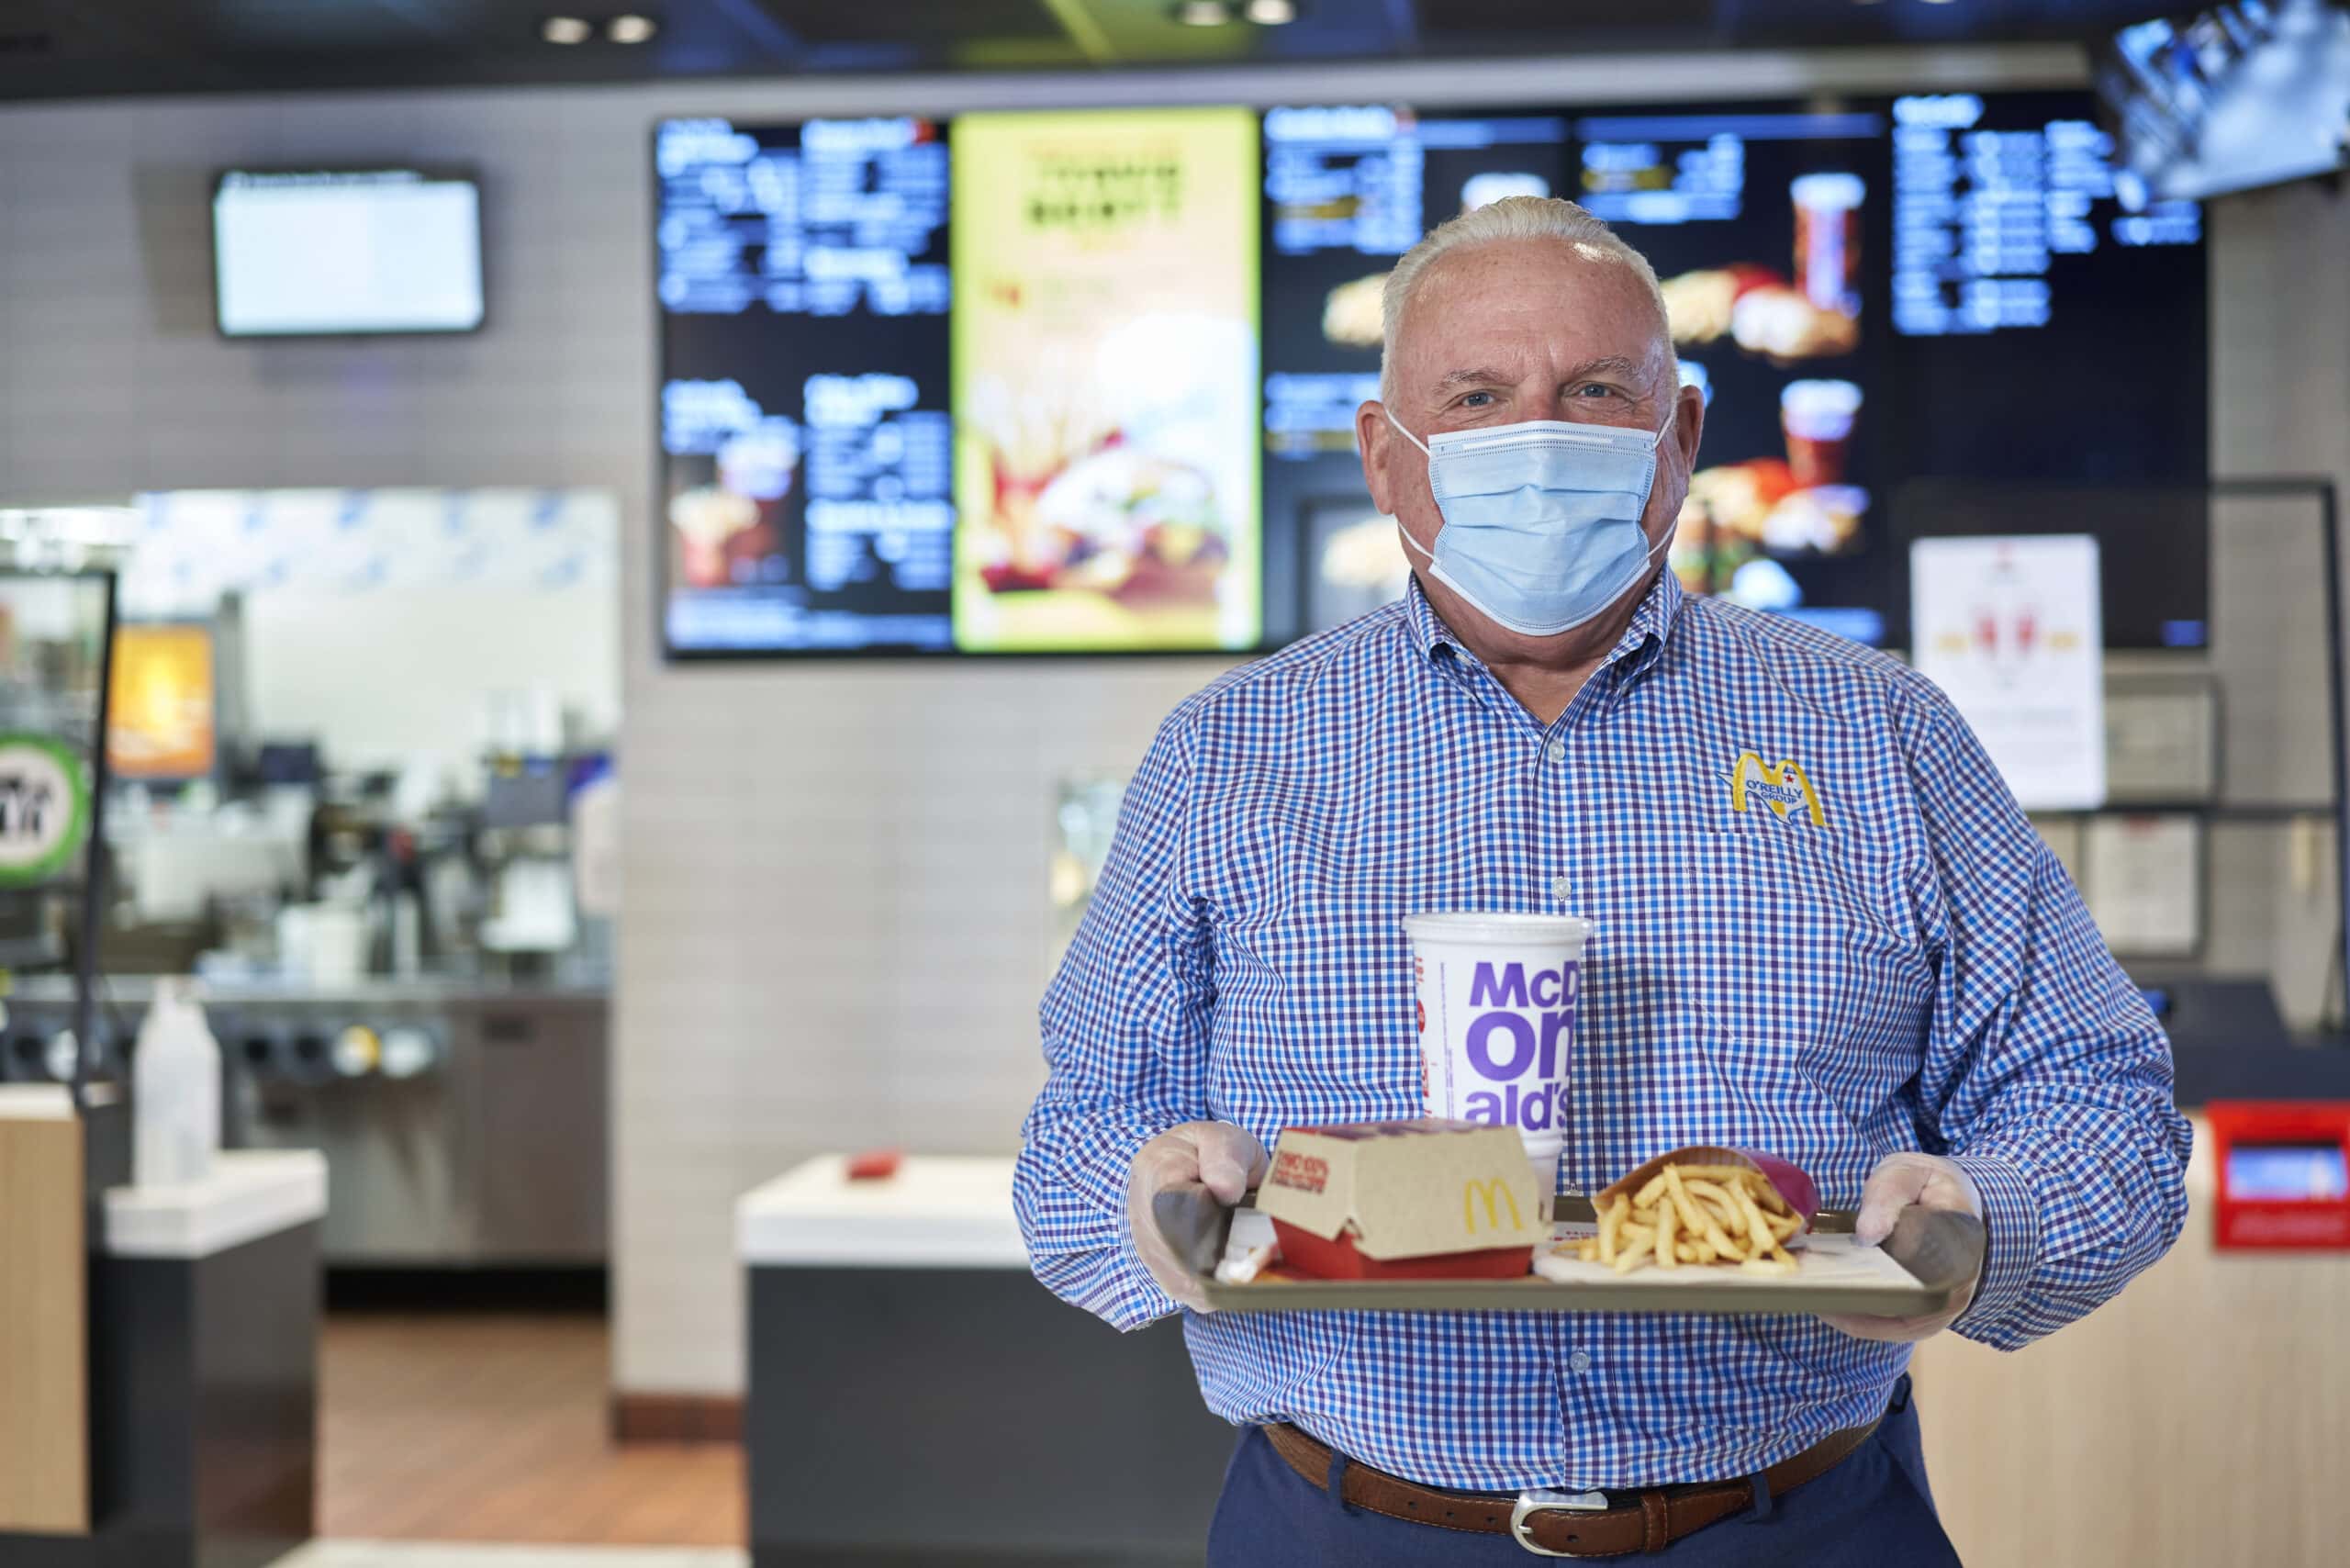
left=1721, top=751, right=1825, bottom=827
left=1461, top=1177, right=1524, bottom=1235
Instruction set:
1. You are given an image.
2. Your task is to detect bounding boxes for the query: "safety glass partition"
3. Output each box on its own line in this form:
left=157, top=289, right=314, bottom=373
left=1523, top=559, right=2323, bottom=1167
left=0, top=509, right=129, bottom=1114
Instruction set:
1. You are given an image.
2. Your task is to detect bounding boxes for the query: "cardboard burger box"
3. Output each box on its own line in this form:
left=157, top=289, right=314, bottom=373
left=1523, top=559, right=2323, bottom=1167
left=1256, top=1119, right=1544, bottom=1280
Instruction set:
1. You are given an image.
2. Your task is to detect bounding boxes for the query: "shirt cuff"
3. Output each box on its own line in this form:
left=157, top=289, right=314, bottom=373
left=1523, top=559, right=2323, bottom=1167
left=1015, top=1125, right=1185, bottom=1333
left=1044, top=1200, right=1187, bottom=1332
left=1113, top=1223, right=1186, bottom=1327
left=1949, top=1149, right=2041, bottom=1349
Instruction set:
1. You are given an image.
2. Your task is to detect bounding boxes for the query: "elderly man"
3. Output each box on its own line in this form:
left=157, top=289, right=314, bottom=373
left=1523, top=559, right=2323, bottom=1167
left=1015, top=196, right=2189, bottom=1563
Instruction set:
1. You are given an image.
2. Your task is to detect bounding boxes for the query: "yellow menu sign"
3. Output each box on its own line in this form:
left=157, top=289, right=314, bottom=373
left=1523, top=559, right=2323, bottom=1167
left=951, top=107, right=1261, bottom=653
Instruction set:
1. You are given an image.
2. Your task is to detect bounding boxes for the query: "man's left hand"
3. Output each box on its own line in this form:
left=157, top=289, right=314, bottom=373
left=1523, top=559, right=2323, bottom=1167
left=1821, top=1151, right=1983, bottom=1343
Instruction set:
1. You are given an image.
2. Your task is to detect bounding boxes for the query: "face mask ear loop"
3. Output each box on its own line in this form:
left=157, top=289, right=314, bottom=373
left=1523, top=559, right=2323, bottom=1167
left=1382, top=403, right=1432, bottom=457
left=1387, top=406, right=1438, bottom=569
left=1631, top=410, right=1681, bottom=576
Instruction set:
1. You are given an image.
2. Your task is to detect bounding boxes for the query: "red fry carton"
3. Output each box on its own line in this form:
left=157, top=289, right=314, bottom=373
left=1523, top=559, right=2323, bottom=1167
left=1256, top=1119, right=1543, bottom=1280
left=1595, top=1145, right=1819, bottom=1245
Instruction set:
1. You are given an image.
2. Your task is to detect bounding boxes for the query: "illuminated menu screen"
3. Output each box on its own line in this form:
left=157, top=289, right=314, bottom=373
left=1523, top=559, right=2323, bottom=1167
left=1260, top=106, right=1572, bottom=639
left=657, top=117, right=949, bottom=317
left=653, top=93, right=2210, bottom=660
left=1577, top=106, right=1890, bottom=647
left=1890, top=92, right=2201, bottom=338
left=1882, top=91, right=2211, bottom=651
left=657, top=118, right=955, bottom=654
left=950, top=107, right=1263, bottom=654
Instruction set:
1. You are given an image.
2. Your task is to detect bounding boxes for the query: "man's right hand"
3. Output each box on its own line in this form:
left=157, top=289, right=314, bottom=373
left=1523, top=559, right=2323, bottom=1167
left=1126, top=1121, right=1270, bottom=1312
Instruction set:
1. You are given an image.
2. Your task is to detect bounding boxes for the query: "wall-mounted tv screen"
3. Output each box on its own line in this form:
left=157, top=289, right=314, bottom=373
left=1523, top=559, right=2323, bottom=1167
left=655, top=91, right=2210, bottom=660
left=213, top=170, right=485, bottom=337
left=2096, top=1, right=2350, bottom=202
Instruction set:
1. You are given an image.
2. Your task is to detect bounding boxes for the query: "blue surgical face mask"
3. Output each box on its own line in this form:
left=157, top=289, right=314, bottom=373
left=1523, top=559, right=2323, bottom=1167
left=1385, top=407, right=1675, bottom=638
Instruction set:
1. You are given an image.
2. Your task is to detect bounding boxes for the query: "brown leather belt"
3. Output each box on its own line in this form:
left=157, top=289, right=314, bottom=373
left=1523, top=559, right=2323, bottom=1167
left=1264, top=1417, right=1880, bottom=1557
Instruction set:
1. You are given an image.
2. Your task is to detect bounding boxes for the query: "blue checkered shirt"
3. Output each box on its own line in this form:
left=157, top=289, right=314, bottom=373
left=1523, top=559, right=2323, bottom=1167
left=1014, top=569, right=2191, bottom=1493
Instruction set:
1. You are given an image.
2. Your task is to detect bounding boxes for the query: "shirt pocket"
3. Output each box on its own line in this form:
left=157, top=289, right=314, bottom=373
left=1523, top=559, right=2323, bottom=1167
left=1675, top=830, right=1919, bottom=1036
left=1571, top=829, right=1931, bottom=1192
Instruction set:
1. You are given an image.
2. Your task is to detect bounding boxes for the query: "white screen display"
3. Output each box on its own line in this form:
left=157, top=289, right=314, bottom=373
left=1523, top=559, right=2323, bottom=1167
left=214, top=171, right=485, bottom=336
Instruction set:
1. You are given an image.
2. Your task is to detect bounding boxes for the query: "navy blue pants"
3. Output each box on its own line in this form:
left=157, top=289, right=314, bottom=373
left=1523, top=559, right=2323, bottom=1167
left=1206, top=1379, right=1960, bottom=1566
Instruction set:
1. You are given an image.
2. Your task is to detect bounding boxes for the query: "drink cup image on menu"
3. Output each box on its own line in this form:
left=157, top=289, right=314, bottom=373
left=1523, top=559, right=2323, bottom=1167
left=1790, top=172, right=1864, bottom=317
left=1404, top=913, right=1595, bottom=1202
left=1780, top=378, right=1863, bottom=488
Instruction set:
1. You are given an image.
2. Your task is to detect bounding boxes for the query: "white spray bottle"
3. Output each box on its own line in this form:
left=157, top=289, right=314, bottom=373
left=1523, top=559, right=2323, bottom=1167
left=133, top=977, right=221, bottom=1188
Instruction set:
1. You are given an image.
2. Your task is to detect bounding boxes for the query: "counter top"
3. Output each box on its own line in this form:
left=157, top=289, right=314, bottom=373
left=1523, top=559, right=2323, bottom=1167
left=0, top=1085, right=72, bottom=1121
left=737, top=1156, right=1026, bottom=1270
left=8, top=974, right=609, bottom=1008
left=2171, top=1037, right=2350, bottom=1107
left=105, top=1149, right=329, bottom=1260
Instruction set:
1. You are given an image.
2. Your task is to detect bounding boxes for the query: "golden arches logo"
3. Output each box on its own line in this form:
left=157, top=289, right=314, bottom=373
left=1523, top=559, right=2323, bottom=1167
left=1729, top=752, right=1825, bottom=826
left=1462, top=1178, right=1524, bottom=1235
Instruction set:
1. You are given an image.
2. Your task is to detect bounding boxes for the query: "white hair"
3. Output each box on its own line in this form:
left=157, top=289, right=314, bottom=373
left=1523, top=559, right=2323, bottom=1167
left=1379, top=196, right=1672, bottom=406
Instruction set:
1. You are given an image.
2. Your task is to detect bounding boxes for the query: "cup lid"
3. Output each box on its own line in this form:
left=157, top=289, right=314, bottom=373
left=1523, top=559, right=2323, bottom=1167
left=1402, top=912, right=1596, bottom=946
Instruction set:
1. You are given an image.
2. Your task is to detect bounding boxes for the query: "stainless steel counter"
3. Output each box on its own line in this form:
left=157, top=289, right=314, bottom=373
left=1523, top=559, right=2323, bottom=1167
left=4, top=973, right=609, bottom=1007
left=0, top=977, right=609, bottom=1270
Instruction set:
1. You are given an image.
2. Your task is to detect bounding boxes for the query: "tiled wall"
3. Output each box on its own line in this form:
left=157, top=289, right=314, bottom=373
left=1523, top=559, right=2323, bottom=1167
left=2, top=42, right=2341, bottom=1398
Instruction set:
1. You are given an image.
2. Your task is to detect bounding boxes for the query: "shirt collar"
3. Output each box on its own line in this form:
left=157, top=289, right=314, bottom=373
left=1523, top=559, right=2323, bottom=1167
left=1402, top=566, right=1686, bottom=677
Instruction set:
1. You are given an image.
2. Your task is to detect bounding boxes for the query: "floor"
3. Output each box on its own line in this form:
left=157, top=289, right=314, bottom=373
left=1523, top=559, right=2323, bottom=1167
left=320, top=1314, right=744, bottom=1548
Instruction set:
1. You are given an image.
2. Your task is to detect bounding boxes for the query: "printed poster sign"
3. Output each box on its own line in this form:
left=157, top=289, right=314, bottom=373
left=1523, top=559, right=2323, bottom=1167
left=1911, top=533, right=2106, bottom=811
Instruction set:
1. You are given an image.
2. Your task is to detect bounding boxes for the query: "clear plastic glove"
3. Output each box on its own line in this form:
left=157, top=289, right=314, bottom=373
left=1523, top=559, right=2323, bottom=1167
left=1823, top=1150, right=1984, bottom=1343
left=1125, top=1121, right=1269, bottom=1313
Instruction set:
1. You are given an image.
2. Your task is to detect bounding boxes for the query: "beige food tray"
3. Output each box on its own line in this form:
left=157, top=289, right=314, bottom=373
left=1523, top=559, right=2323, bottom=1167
left=1160, top=1192, right=1982, bottom=1318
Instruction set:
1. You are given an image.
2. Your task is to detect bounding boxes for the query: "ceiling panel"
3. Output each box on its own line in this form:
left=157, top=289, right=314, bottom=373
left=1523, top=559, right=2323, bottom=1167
left=758, top=0, right=1064, bottom=47
left=1415, top=0, right=1719, bottom=43
left=208, top=0, right=470, bottom=49
left=0, top=0, right=2155, bottom=102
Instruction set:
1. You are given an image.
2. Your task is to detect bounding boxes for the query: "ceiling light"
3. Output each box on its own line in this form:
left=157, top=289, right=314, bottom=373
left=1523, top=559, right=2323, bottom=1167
left=541, top=16, right=591, bottom=44
left=1172, top=1, right=1232, bottom=26
left=1243, top=0, right=1298, bottom=22
left=608, top=14, right=658, bottom=44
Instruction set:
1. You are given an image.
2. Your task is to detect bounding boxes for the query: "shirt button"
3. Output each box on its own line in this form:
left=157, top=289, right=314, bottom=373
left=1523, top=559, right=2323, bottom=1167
left=1544, top=738, right=1566, bottom=764
left=1570, top=1351, right=1593, bottom=1374
left=1550, top=875, right=1572, bottom=902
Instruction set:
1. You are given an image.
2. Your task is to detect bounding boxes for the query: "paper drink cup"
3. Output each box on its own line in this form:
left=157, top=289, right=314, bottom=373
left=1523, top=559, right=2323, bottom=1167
left=1403, top=913, right=1595, bottom=1204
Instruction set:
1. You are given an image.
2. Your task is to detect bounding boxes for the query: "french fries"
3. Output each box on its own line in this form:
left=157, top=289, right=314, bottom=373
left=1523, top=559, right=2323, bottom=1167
left=1576, top=1163, right=1803, bottom=1277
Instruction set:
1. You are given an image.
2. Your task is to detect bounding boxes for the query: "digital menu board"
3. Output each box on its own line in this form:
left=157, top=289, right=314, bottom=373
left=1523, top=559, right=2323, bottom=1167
left=658, top=117, right=956, bottom=654
left=950, top=108, right=1262, bottom=654
left=1582, top=104, right=1890, bottom=644
left=1260, top=106, right=1572, bottom=639
left=655, top=91, right=2211, bottom=660
left=1885, top=92, right=2207, bottom=477
left=1882, top=91, right=2210, bottom=649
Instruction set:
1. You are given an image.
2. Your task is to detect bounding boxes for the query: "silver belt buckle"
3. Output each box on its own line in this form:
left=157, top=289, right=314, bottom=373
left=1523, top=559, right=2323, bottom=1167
left=1511, top=1488, right=1608, bottom=1556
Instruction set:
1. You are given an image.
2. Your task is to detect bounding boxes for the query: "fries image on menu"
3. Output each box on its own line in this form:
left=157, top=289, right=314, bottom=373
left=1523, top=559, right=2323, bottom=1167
left=1574, top=1163, right=1804, bottom=1277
